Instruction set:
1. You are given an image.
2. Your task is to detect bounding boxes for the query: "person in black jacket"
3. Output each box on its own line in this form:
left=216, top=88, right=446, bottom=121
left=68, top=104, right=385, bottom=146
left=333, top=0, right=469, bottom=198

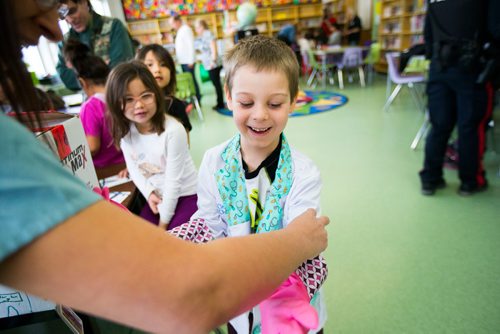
left=419, top=0, right=499, bottom=196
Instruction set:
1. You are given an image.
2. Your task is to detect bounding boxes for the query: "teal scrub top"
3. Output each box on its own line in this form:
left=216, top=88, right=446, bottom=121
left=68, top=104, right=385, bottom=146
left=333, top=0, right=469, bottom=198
left=0, top=113, right=100, bottom=261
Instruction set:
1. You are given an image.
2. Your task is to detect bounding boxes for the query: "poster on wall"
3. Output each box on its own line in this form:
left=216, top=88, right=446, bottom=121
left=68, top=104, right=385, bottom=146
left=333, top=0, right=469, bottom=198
left=122, top=0, right=244, bottom=19
left=122, top=0, right=304, bottom=20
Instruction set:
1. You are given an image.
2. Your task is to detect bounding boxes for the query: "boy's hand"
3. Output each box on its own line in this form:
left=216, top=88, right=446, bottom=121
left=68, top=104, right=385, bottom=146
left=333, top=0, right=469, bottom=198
left=286, top=209, right=329, bottom=259
left=148, top=193, right=162, bottom=214
left=117, top=168, right=129, bottom=178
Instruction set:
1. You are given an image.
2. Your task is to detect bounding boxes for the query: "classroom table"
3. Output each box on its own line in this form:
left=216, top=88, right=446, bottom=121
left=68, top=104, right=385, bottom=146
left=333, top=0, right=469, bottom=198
left=95, top=163, right=136, bottom=208
left=311, top=46, right=369, bottom=90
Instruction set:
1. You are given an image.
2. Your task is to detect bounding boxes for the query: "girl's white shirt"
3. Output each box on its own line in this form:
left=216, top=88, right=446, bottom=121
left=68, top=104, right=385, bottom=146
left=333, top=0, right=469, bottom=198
left=120, top=115, right=197, bottom=222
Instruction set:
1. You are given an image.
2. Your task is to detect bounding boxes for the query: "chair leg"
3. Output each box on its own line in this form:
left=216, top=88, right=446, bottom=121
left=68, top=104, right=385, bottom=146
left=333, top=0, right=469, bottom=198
left=408, top=83, right=424, bottom=112
left=307, top=69, right=317, bottom=87
left=386, top=75, right=392, bottom=99
left=358, top=66, right=366, bottom=87
left=192, top=96, right=204, bottom=121
left=383, top=84, right=402, bottom=112
left=328, top=70, right=335, bottom=86
left=366, top=64, right=374, bottom=85
left=411, top=110, right=430, bottom=150
left=337, top=69, right=344, bottom=89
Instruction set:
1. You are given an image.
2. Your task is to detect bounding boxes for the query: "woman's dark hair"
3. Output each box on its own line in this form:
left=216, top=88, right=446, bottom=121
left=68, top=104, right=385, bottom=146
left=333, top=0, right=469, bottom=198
left=136, top=44, right=177, bottom=95
left=64, top=39, right=109, bottom=86
left=0, top=0, right=43, bottom=127
left=59, top=0, right=93, bottom=11
left=106, top=61, right=166, bottom=147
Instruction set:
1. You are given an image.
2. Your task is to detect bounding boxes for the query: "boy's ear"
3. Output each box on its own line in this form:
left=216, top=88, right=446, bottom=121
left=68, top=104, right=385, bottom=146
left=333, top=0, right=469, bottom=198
left=289, top=94, right=298, bottom=114
left=224, top=83, right=233, bottom=109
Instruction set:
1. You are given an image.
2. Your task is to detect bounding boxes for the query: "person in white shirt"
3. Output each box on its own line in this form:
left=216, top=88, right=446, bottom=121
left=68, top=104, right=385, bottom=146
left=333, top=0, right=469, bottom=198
left=191, top=35, right=328, bottom=334
left=169, top=14, right=201, bottom=102
left=106, top=61, right=198, bottom=230
left=194, top=19, right=225, bottom=110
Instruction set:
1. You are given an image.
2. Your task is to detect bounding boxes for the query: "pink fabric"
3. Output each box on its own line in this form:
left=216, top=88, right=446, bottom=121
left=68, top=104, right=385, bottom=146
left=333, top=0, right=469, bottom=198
left=92, top=186, right=129, bottom=211
left=80, top=95, right=124, bottom=168
left=260, top=273, right=318, bottom=334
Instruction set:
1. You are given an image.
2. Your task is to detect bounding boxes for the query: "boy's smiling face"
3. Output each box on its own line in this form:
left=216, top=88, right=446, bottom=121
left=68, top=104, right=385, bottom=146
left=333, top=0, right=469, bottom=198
left=226, top=65, right=296, bottom=160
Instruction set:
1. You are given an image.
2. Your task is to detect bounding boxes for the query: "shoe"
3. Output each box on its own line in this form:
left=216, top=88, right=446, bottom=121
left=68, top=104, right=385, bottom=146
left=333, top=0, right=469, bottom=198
left=421, top=179, right=446, bottom=196
left=458, top=181, right=488, bottom=196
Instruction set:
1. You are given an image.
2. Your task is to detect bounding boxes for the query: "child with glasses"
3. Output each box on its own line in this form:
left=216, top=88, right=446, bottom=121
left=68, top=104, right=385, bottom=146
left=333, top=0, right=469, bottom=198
left=136, top=44, right=192, bottom=136
left=190, top=35, right=327, bottom=334
left=106, top=61, right=198, bottom=230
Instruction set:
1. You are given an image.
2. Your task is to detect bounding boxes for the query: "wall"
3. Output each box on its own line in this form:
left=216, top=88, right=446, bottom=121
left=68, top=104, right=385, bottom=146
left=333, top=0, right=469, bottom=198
left=357, top=0, right=371, bottom=29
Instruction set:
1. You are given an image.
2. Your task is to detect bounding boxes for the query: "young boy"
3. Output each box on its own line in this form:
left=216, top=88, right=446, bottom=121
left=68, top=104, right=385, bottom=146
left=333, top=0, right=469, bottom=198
left=191, top=35, right=327, bottom=333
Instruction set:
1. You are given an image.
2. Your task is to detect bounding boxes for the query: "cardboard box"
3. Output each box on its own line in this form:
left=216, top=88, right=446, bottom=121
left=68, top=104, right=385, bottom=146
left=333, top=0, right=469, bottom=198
left=14, top=111, right=99, bottom=189
left=1, top=112, right=98, bottom=322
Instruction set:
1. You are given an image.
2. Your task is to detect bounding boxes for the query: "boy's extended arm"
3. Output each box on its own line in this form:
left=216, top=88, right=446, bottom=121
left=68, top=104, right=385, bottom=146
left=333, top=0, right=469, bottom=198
left=0, top=201, right=328, bottom=334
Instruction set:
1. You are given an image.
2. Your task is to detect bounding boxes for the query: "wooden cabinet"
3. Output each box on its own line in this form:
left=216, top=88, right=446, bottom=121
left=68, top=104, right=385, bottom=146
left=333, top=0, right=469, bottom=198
left=377, top=0, right=426, bottom=71
left=127, top=2, right=325, bottom=46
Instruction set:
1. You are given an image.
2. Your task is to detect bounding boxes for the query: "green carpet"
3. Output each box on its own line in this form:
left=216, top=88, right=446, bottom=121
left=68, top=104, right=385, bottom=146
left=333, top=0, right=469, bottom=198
left=192, top=75, right=500, bottom=333
left=18, top=75, right=498, bottom=334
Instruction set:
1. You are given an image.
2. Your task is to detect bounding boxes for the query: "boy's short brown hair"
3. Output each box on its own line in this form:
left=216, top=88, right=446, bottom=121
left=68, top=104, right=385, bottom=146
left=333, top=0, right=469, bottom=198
left=224, top=35, right=299, bottom=100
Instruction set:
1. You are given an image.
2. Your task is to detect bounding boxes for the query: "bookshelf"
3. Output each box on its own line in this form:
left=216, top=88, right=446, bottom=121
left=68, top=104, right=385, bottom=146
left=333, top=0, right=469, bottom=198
left=126, top=2, right=325, bottom=46
left=376, top=0, right=426, bottom=71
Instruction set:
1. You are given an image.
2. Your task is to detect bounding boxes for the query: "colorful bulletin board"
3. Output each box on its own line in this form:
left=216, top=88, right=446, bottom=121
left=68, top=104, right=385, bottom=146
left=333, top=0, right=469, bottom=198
left=122, top=0, right=307, bottom=19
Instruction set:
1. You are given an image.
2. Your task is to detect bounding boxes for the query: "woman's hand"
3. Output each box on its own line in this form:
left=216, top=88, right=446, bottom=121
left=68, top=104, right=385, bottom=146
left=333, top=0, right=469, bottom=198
left=147, top=192, right=162, bottom=214
left=286, top=209, right=329, bottom=259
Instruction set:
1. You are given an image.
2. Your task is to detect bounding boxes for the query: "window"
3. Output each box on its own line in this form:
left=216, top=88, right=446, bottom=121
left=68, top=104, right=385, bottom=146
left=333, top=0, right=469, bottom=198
left=22, top=0, right=111, bottom=78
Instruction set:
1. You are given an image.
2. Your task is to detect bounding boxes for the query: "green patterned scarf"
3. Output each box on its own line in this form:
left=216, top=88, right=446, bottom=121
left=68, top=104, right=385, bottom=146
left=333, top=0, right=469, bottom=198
left=215, top=134, right=293, bottom=233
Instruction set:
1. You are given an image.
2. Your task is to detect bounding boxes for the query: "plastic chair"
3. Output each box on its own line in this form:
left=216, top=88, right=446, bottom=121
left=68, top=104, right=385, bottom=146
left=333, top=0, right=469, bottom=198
left=336, top=47, right=366, bottom=89
left=384, top=52, right=429, bottom=149
left=176, top=72, right=204, bottom=121
left=306, top=49, right=335, bottom=88
left=363, top=42, right=381, bottom=85
left=383, top=52, right=425, bottom=112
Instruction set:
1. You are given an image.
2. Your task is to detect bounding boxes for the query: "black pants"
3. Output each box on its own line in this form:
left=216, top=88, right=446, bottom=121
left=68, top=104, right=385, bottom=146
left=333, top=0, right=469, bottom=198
left=209, top=65, right=224, bottom=108
left=420, top=62, right=493, bottom=188
left=181, top=64, right=201, bottom=102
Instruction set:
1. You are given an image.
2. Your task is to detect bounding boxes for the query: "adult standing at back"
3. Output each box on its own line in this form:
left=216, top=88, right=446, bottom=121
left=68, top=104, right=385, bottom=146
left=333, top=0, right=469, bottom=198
left=419, top=0, right=499, bottom=196
left=344, top=7, right=362, bottom=46
left=170, top=14, right=202, bottom=104
left=56, top=0, right=135, bottom=91
left=194, top=19, right=225, bottom=111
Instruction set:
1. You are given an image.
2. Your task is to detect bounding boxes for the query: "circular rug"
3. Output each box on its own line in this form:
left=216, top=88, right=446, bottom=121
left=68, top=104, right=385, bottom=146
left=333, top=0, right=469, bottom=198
left=215, top=90, right=348, bottom=117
